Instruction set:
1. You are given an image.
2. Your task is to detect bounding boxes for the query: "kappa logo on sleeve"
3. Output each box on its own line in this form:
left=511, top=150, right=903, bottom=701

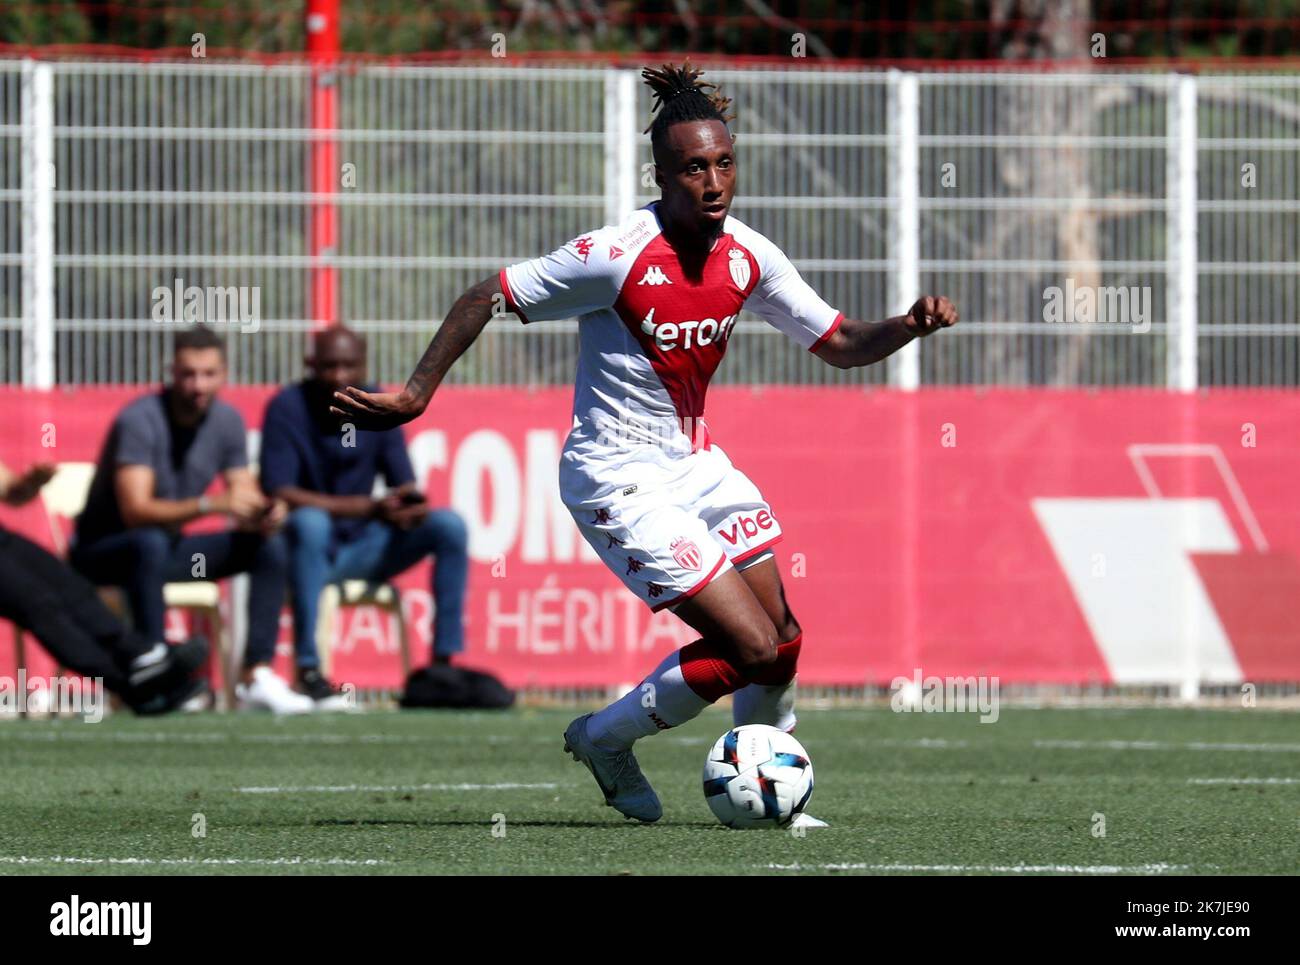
left=570, top=236, right=595, bottom=263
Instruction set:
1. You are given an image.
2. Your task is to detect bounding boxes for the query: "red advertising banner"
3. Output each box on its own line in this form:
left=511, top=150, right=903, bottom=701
left=2, top=386, right=1298, bottom=687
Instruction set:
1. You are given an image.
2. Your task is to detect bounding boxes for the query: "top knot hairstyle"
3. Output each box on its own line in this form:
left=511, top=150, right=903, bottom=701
left=641, top=61, right=735, bottom=146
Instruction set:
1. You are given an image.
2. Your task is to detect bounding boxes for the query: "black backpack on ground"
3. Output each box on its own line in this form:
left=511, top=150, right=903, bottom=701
left=399, top=664, right=515, bottom=710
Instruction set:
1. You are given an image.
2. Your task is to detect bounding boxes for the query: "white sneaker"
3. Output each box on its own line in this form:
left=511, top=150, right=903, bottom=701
left=790, top=812, right=829, bottom=829
left=237, top=666, right=315, bottom=715
left=563, top=714, right=662, bottom=823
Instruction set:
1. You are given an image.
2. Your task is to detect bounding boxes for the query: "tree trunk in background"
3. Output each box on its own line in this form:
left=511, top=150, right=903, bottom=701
left=987, top=0, right=1099, bottom=385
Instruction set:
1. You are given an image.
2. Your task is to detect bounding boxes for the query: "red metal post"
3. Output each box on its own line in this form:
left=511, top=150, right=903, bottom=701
left=306, top=0, right=341, bottom=329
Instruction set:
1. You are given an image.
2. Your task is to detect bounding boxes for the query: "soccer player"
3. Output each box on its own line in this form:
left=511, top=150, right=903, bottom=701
left=330, top=63, right=957, bottom=823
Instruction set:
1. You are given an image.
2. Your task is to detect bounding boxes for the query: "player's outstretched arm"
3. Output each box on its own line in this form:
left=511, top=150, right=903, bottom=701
left=330, top=274, right=503, bottom=429
left=812, top=295, right=958, bottom=369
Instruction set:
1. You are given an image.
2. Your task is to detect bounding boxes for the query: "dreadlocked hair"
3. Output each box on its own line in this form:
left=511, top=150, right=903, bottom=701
left=641, top=61, right=735, bottom=142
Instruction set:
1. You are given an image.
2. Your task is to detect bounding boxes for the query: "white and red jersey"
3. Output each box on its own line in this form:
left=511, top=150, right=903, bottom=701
left=499, top=202, right=843, bottom=492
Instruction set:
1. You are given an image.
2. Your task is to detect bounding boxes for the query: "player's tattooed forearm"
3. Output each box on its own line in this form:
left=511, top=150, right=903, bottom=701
left=406, top=278, right=499, bottom=399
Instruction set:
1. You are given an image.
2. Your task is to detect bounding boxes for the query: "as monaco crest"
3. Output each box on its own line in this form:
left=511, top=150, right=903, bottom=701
left=727, top=248, right=751, bottom=290
left=671, top=536, right=703, bottom=571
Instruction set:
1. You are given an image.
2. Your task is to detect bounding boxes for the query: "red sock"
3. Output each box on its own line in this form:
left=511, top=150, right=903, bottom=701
left=678, top=638, right=746, bottom=702
left=748, top=631, right=802, bottom=686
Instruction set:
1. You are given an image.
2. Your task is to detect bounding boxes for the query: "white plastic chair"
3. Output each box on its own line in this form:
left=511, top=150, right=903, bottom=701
left=315, top=580, right=413, bottom=682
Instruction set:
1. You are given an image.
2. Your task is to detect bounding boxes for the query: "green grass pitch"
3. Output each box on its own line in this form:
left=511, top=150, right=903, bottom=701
left=0, top=705, right=1296, bottom=875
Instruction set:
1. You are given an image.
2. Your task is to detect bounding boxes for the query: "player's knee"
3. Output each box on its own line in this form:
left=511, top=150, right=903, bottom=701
left=732, top=625, right=780, bottom=676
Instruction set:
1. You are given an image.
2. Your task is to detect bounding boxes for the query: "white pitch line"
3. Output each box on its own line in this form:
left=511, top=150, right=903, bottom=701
left=0, top=856, right=391, bottom=867
left=1187, top=777, right=1300, bottom=785
left=1035, top=739, right=1300, bottom=753
left=237, top=782, right=559, bottom=794
left=0, top=731, right=561, bottom=746
left=765, top=862, right=1191, bottom=874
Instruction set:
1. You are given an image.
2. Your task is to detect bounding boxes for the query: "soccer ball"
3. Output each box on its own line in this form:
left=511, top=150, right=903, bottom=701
left=702, top=724, right=814, bottom=829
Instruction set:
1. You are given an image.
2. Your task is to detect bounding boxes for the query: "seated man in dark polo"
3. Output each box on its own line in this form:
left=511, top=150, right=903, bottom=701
left=259, top=326, right=469, bottom=705
left=70, top=325, right=311, bottom=715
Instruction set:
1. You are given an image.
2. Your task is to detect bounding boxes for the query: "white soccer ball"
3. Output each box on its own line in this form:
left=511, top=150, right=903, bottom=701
left=703, top=724, right=814, bottom=829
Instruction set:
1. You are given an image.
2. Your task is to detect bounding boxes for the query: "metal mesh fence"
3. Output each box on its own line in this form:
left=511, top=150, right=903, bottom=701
left=1, top=60, right=1297, bottom=388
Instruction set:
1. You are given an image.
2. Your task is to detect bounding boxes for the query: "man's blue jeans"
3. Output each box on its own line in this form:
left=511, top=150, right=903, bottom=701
left=284, top=506, right=469, bottom=668
left=70, top=527, right=289, bottom=667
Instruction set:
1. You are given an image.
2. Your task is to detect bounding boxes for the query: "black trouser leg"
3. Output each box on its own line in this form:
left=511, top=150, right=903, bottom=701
left=0, top=527, right=153, bottom=693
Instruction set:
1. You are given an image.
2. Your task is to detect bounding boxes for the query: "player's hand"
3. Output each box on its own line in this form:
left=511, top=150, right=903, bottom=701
left=904, top=296, right=958, bottom=337
left=4, top=462, right=56, bottom=506
left=330, top=386, right=425, bottom=431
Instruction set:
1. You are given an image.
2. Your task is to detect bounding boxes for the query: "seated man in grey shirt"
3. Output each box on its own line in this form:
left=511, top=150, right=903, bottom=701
left=70, top=326, right=311, bottom=714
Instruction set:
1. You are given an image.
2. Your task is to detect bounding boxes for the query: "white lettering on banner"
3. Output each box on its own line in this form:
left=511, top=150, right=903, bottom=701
left=486, top=586, right=696, bottom=654
left=346, top=605, right=391, bottom=656
left=1032, top=498, right=1243, bottom=683
left=530, top=575, right=564, bottom=653
left=408, top=429, right=449, bottom=488
left=564, top=588, right=602, bottom=652
left=451, top=430, right=521, bottom=560
left=323, top=591, right=434, bottom=658
left=252, top=426, right=600, bottom=568
left=448, top=428, right=600, bottom=564
left=522, top=430, right=599, bottom=564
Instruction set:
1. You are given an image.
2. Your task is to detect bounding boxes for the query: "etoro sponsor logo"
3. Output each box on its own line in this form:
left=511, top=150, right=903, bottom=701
left=716, top=510, right=775, bottom=545
left=638, top=306, right=739, bottom=350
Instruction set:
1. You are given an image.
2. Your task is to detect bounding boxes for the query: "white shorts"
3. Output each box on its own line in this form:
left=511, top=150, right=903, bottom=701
left=561, top=443, right=783, bottom=612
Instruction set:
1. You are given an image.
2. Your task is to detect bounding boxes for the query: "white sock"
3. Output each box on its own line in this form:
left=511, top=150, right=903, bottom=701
left=732, top=678, right=798, bottom=732
left=587, top=650, right=711, bottom=750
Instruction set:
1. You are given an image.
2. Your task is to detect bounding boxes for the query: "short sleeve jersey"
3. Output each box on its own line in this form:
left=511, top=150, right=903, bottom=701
left=499, top=203, right=842, bottom=463
left=76, top=390, right=249, bottom=542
